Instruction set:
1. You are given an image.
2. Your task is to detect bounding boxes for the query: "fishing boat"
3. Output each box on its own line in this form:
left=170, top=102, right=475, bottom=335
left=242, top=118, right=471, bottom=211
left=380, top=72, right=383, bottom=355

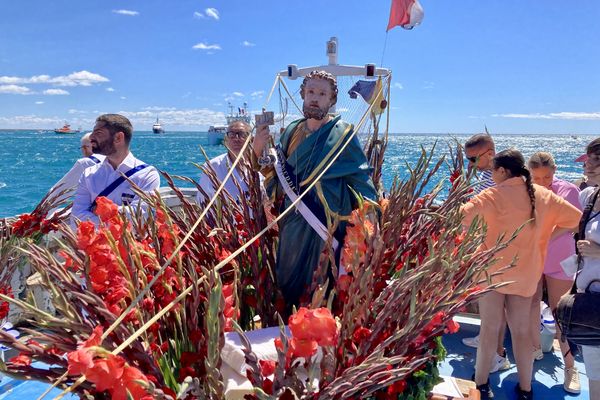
left=152, top=117, right=164, bottom=134
left=207, top=102, right=251, bottom=145
left=53, top=123, right=79, bottom=135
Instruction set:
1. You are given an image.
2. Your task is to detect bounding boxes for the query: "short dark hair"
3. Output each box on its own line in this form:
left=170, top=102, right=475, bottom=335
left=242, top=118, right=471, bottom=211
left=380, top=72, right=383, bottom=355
left=465, top=133, right=495, bottom=150
left=587, top=138, right=600, bottom=156
left=96, top=114, right=133, bottom=144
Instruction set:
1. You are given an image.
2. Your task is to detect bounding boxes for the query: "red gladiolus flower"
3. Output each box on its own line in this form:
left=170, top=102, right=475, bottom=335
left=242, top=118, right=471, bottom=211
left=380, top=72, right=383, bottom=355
left=288, top=307, right=338, bottom=347
left=337, top=274, right=352, bottom=293
left=352, top=326, right=372, bottom=343
left=9, top=354, right=31, bottom=367
left=77, top=221, right=97, bottom=251
left=445, top=319, right=460, bottom=334
left=288, top=308, right=313, bottom=341
left=259, top=359, right=276, bottom=376
left=83, top=325, right=104, bottom=348
left=387, top=379, right=407, bottom=395
left=288, top=337, right=318, bottom=358
left=0, top=286, right=13, bottom=320
left=111, top=365, right=149, bottom=400
left=95, top=196, right=119, bottom=222
left=262, top=378, right=274, bottom=395
left=274, top=337, right=284, bottom=352
left=67, top=348, right=94, bottom=375
left=86, top=355, right=125, bottom=392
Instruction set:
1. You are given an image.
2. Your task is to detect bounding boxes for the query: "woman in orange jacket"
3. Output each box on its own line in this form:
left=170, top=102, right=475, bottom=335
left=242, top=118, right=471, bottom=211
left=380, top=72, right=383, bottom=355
left=461, top=149, right=582, bottom=400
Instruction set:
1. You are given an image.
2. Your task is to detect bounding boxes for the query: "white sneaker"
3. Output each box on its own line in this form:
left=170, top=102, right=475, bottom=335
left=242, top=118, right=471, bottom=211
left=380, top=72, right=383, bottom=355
left=564, top=366, right=581, bottom=394
left=462, top=334, right=480, bottom=348
left=489, top=352, right=511, bottom=374
left=533, top=348, right=543, bottom=361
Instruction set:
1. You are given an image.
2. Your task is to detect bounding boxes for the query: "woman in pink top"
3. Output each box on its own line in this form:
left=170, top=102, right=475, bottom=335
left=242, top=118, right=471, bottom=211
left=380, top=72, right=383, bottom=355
left=461, top=149, right=581, bottom=400
left=527, top=152, right=581, bottom=393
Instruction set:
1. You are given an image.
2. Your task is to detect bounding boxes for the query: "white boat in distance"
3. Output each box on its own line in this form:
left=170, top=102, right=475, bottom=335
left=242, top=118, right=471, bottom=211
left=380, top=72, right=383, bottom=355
left=208, top=103, right=251, bottom=145
left=152, top=117, right=164, bottom=134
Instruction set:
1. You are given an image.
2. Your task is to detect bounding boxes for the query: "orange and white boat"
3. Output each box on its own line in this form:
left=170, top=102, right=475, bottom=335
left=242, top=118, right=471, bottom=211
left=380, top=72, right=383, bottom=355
left=53, top=123, right=79, bottom=135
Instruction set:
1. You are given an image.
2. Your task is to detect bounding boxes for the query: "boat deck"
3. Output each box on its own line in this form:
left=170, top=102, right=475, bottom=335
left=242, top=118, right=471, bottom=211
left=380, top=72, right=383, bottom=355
left=0, top=315, right=591, bottom=399
left=442, top=315, right=590, bottom=399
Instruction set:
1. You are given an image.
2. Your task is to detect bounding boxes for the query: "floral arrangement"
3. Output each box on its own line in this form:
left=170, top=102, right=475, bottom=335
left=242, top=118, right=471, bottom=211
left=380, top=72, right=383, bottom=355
left=0, top=145, right=506, bottom=399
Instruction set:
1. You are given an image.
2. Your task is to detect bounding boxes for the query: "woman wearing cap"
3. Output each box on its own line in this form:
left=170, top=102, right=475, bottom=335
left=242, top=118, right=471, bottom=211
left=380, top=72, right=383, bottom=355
left=461, top=149, right=581, bottom=400
left=574, top=138, right=600, bottom=400
left=574, top=153, right=591, bottom=190
left=527, top=152, right=581, bottom=393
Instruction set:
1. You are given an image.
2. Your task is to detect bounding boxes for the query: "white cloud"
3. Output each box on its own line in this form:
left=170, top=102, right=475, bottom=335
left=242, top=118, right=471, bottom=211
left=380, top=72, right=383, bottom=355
left=67, top=109, right=90, bottom=114
left=242, top=40, right=255, bottom=47
left=193, top=11, right=205, bottom=19
left=0, top=115, right=66, bottom=127
left=112, top=9, right=139, bottom=16
left=0, top=84, right=32, bottom=95
left=422, top=81, right=435, bottom=90
left=250, top=90, right=264, bottom=98
left=142, top=106, right=177, bottom=111
left=205, top=8, right=219, bottom=20
left=43, top=89, right=69, bottom=95
left=493, top=111, right=600, bottom=121
left=233, top=92, right=244, bottom=97
left=393, top=82, right=403, bottom=89
left=120, top=96, right=127, bottom=100
left=106, top=87, right=115, bottom=92
left=35, top=101, right=44, bottom=104
left=192, top=42, right=221, bottom=51
left=0, top=70, right=109, bottom=87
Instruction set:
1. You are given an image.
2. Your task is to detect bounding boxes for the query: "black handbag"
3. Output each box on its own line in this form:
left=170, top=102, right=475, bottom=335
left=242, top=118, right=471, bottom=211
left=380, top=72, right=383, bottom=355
left=555, top=188, right=600, bottom=347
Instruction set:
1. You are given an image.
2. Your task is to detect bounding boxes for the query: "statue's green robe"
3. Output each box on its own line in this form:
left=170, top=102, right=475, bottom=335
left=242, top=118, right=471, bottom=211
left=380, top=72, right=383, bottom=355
left=266, top=115, right=377, bottom=305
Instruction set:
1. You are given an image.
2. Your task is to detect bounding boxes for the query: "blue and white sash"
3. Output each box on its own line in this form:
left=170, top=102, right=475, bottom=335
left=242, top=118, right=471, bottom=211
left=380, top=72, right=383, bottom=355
left=272, top=146, right=339, bottom=251
left=90, top=164, right=148, bottom=211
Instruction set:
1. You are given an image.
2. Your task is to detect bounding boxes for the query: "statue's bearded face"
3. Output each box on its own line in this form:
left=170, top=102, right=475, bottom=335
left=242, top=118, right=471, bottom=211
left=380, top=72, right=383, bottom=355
left=302, top=78, right=333, bottom=121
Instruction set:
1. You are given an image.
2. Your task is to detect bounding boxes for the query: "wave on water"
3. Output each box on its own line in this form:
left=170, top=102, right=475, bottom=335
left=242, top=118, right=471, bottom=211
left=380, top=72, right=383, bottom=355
left=0, top=182, right=6, bottom=189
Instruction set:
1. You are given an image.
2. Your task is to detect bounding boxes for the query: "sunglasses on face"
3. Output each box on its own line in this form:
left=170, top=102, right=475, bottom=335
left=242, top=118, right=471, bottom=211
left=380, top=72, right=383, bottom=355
left=226, top=131, right=249, bottom=139
left=466, top=149, right=490, bottom=163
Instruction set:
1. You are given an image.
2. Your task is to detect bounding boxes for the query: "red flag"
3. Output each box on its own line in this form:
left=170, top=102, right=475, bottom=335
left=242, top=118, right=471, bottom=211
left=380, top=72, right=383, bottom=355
left=387, top=0, right=424, bottom=31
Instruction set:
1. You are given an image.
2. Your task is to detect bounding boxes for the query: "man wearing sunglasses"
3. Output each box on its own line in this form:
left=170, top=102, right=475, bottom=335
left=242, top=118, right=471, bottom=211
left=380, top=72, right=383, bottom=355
left=196, top=120, right=257, bottom=204
left=464, top=133, right=496, bottom=194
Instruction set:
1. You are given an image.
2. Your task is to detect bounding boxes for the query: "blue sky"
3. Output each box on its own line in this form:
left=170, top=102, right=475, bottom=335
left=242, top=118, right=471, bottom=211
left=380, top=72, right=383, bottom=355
left=0, top=0, right=599, bottom=134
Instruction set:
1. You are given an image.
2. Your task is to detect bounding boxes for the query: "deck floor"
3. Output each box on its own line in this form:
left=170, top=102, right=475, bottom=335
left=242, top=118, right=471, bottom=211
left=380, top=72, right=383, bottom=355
left=0, top=316, right=592, bottom=399
left=440, top=315, right=590, bottom=399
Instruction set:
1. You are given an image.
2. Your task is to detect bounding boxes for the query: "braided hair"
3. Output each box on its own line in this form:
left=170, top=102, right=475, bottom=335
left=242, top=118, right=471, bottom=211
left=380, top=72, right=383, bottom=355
left=493, top=149, right=536, bottom=221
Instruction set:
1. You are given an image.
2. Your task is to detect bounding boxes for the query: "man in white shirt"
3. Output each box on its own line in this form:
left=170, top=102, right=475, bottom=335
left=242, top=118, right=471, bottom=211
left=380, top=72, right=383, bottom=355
left=71, top=114, right=160, bottom=226
left=196, top=120, right=259, bottom=205
left=49, top=133, right=106, bottom=204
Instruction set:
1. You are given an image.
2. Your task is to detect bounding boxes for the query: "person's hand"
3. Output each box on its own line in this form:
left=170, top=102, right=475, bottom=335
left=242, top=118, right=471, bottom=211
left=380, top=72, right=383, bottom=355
left=577, top=240, right=600, bottom=258
left=253, top=125, right=270, bottom=158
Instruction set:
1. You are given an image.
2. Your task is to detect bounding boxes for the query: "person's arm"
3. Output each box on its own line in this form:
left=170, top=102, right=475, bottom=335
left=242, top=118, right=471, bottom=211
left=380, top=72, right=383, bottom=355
left=50, top=160, right=89, bottom=203
left=71, top=174, right=99, bottom=225
left=551, top=192, right=583, bottom=231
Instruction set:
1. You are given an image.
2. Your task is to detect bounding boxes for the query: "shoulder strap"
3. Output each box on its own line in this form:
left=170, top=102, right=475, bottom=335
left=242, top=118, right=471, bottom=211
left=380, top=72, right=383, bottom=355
left=88, top=155, right=101, bottom=164
left=572, top=187, right=600, bottom=293
left=90, top=164, right=149, bottom=210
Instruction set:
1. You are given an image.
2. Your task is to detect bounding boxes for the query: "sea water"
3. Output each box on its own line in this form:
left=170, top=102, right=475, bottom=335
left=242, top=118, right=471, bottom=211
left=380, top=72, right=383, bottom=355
left=0, top=130, right=594, bottom=218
